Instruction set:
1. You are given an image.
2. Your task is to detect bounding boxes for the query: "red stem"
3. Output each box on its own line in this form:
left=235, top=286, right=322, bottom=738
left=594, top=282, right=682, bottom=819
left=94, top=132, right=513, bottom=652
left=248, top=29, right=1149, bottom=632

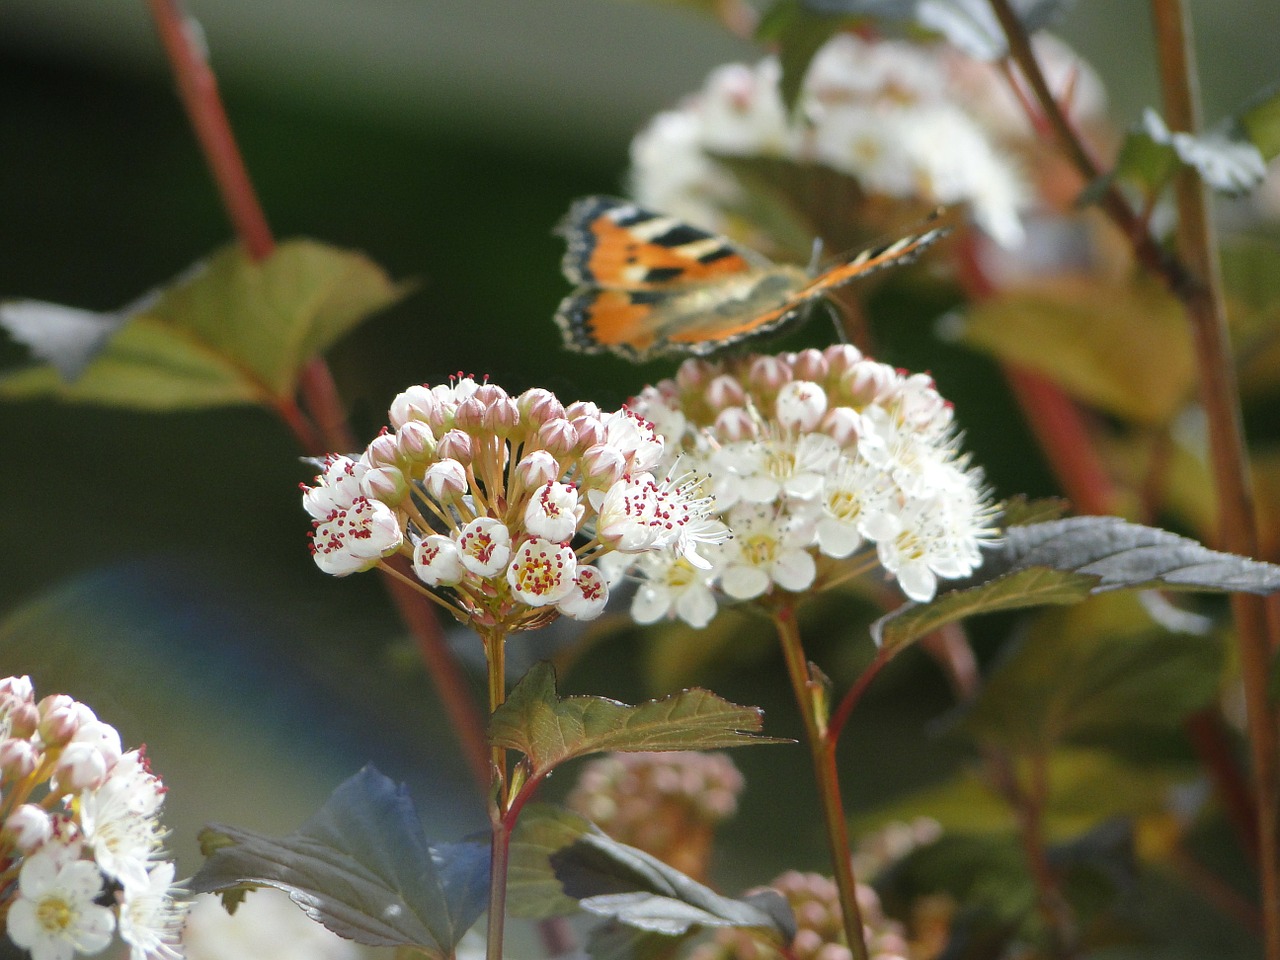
left=146, top=0, right=493, bottom=794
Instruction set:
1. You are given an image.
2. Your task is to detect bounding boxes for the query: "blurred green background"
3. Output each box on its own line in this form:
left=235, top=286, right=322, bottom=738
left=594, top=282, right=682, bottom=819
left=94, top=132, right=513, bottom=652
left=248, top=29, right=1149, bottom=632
left=1, top=0, right=1278, bottom=948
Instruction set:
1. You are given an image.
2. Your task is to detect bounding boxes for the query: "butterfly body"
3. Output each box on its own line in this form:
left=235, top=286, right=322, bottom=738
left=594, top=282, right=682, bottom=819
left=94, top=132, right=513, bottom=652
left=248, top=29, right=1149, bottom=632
left=555, top=195, right=946, bottom=361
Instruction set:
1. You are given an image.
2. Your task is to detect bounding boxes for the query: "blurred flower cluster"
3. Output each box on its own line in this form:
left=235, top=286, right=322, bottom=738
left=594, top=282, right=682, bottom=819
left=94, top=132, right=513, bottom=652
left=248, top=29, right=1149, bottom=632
left=0, top=676, right=186, bottom=960
left=608, top=346, right=997, bottom=626
left=303, top=375, right=730, bottom=634
left=568, top=751, right=745, bottom=880
left=628, top=32, right=1054, bottom=250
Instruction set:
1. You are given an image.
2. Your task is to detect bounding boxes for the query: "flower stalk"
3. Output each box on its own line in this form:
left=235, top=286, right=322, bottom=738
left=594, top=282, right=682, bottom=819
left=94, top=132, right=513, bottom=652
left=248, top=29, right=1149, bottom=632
left=772, top=605, right=870, bottom=960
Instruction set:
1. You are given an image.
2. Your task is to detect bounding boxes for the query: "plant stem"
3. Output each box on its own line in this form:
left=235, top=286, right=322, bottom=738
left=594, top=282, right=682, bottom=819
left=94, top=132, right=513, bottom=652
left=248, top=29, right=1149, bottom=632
left=772, top=606, right=870, bottom=960
left=1149, top=3, right=1280, bottom=954
left=146, top=0, right=496, bottom=803
left=483, top=626, right=510, bottom=960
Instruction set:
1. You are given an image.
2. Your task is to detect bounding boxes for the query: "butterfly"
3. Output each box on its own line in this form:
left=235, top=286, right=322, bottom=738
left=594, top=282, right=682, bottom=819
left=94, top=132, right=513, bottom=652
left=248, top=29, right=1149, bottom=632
left=554, top=195, right=949, bottom=361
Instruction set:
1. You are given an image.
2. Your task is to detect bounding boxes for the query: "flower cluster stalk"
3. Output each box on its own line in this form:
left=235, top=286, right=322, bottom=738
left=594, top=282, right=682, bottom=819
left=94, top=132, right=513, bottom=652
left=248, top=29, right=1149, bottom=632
left=772, top=606, right=870, bottom=960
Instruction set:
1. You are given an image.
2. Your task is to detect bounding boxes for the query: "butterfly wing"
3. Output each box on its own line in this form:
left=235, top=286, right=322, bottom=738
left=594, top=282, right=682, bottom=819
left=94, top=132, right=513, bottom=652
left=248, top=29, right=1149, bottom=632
left=554, top=196, right=950, bottom=361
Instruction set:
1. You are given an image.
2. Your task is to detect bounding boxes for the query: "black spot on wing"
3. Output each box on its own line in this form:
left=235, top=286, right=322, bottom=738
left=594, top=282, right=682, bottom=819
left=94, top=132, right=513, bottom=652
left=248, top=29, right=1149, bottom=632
left=650, top=223, right=711, bottom=248
left=697, top=246, right=738, bottom=264
left=641, top=267, right=685, bottom=283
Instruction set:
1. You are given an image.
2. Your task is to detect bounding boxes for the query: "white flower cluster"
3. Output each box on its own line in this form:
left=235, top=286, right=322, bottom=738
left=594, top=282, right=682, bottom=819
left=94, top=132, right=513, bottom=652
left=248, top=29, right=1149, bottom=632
left=0, top=676, right=186, bottom=960
left=303, top=376, right=729, bottom=634
left=629, top=32, right=1028, bottom=248
left=611, top=346, right=998, bottom=627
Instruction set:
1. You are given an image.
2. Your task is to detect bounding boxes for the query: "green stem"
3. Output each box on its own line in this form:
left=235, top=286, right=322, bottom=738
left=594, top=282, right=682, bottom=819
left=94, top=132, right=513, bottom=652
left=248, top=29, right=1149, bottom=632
left=772, top=606, right=870, bottom=960
left=1149, top=4, right=1280, bottom=955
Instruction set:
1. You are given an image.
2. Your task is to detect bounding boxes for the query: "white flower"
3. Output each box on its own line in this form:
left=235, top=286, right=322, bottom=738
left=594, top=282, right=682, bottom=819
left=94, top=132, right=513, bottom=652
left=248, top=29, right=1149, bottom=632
left=717, top=504, right=817, bottom=599
left=413, top=534, right=465, bottom=586
left=734, top=432, right=841, bottom=504
left=456, top=517, right=512, bottom=577
left=524, top=481, right=584, bottom=542
left=630, top=554, right=720, bottom=628
left=309, top=495, right=403, bottom=576
left=7, top=842, right=116, bottom=960
left=80, top=750, right=167, bottom=892
left=557, top=566, right=611, bottom=621
left=602, top=408, right=665, bottom=474
left=117, top=861, right=187, bottom=960
left=506, top=538, right=577, bottom=606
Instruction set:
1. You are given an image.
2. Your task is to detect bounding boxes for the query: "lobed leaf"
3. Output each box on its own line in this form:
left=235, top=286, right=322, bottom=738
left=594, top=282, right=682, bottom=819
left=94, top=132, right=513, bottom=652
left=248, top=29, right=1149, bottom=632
left=872, top=517, right=1280, bottom=652
left=188, top=766, right=488, bottom=956
left=488, top=662, right=784, bottom=781
left=0, top=240, right=409, bottom=411
left=1237, top=81, right=1280, bottom=161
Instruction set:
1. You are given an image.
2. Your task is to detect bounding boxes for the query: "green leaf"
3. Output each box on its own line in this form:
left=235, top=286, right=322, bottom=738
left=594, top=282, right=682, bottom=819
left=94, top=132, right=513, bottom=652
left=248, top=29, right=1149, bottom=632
left=1000, top=496, right=1072, bottom=527
left=1237, top=81, right=1280, bottom=161
left=188, top=766, right=488, bottom=956
left=959, top=275, right=1195, bottom=424
left=552, top=831, right=795, bottom=939
left=508, top=805, right=794, bottom=943
left=872, top=516, right=1280, bottom=652
left=489, top=662, right=784, bottom=780
left=756, top=1, right=849, bottom=110
left=962, top=594, right=1222, bottom=750
left=0, top=240, right=409, bottom=411
left=584, top=922, right=690, bottom=960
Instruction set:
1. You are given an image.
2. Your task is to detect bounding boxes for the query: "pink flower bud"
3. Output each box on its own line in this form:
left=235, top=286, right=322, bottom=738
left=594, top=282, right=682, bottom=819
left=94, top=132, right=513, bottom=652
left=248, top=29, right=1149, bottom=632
left=453, top=396, right=487, bottom=432
left=365, top=432, right=400, bottom=468
left=424, top=459, right=468, bottom=502
left=536, top=418, right=579, bottom=457
left=396, top=420, right=436, bottom=460
left=482, top=397, right=520, bottom=435
left=4, top=701, right=38, bottom=740
left=705, top=374, right=746, bottom=411
left=713, top=406, right=756, bottom=442
left=821, top=406, right=863, bottom=446
left=580, top=444, right=625, bottom=488
left=0, top=676, right=34, bottom=703
left=675, top=358, right=713, bottom=391
left=565, top=400, right=601, bottom=420
left=775, top=380, right=828, bottom=431
left=790, top=348, right=829, bottom=382
left=54, top=742, right=109, bottom=791
left=436, top=429, right=474, bottom=465
left=5, top=804, right=52, bottom=853
left=72, top=720, right=123, bottom=770
left=572, top=416, right=605, bottom=450
left=517, top=388, right=566, bottom=427
left=822, top=343, right=864, bottom=376
left=841, top=360, right=896, bottom=405
left=516, top=450, right=560, bottom=491
left=0, top=738, right=40, bottom=779
left=362, top=466, right=408, bottom=505
left=747, top=355, right=792, bottom=393
left=388, top=384, right=441, bottom=429
left=39, top=695, right=83, bottom=745
left=473, top=383, right=509, bottom=405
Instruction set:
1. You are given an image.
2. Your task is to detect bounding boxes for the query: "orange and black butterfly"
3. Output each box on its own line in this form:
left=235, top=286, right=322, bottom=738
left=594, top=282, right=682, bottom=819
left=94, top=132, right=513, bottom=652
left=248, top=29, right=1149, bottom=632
left=555, top=196, right=948, bottom=361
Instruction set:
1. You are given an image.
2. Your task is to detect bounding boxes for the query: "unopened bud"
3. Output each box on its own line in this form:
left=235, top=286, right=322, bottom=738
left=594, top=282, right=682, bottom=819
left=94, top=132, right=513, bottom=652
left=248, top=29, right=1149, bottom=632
left=536, top=418, right=579, bottom=457
left=0, top=676, right=34, bottom=703
left=822, top=343, right=863, bottom=376
left=841, top=360, right=896, bottom=406
left=453, top=396, right=487, bottom=432
left=580, top=444, right=625, bottom=488
left=705, top=375, right=746, bottom=411
left=396, top=420, right=436, bottom=461
left=675, top=358, right=713, bottom=391
left=776, top=380, right=828, bottom=431
left=363, top=466, right=408, bottom=505
left=423, top=459, right=468, bottom=502
left=517, top=388, right=566, bottom=428
left=388, top=384, right=441, bottom=429
left=747, top=355, right=792, bottom=393
left=0, top=738, right=39, bottom=779
left=790, top=348, right=829, bottom=382
left=571, top=416, right=605, bottom=450
left=821, top=407, right=863, bottom=446
left=565, top=400, right=602, bottom=420
left=436, top=429, right=474, bottom=465
left=516, top=450, right=560, bottom=491
left=72, top=720, right=122, bottom=770
left=54, top=742, right=110, bottom=792
left=5, top=701, right=38, bottom=740
left=5, top=804, right=52, bottom=853
left=482, top=397, right=520, bottom=435
left=713, top=407, right=756, bottom=442
left=38, top=695, right=83, bottom=745
left=365, top=432, right=400, bottom=468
